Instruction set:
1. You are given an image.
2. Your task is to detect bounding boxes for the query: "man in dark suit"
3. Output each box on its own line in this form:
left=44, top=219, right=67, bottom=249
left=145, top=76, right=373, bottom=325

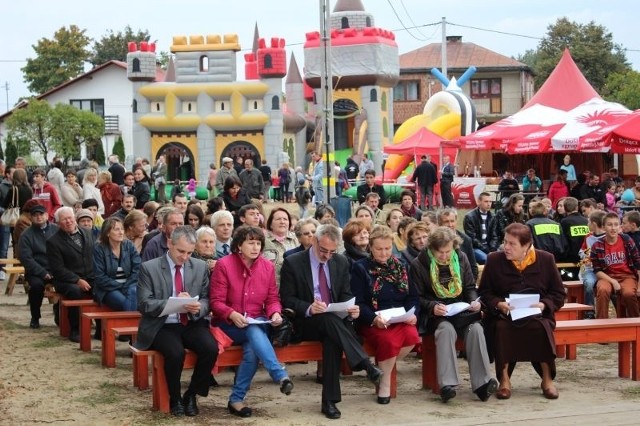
left=47, top=207, right=95, bottom=342
left=135, top=226, right=217, bottom=417
left=410, top=155, right=438, bottom=210
left=356, top=169, right=386, bottom=205
left=280, top=224, right=383, bottom=420
left=438, top=208, right=479, bottom=281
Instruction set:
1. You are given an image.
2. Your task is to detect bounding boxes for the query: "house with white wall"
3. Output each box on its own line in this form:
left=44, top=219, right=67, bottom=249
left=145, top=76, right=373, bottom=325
left=0, top=60, right=164, bottom=167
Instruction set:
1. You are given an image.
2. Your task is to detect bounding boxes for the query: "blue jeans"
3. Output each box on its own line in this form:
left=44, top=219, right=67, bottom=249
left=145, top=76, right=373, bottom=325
left=102, top=286, right=137, bottom=311
left=581, top=269, right=596, bottom=307
left=0, top=225, right=9, bottom=271
left=473, top=249, right=488, bottom=265
left=220, top=320, right=288, bottom=403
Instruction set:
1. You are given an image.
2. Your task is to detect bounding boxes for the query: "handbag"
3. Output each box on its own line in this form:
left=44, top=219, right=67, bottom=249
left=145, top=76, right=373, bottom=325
left=1, top=187, right=20, bottom=227
left=443, top=309, right=482, bottom=330
left=271, top=315, right=293, bottom=347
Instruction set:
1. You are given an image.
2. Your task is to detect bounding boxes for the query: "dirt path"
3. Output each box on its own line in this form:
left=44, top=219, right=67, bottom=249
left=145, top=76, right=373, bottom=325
left=2, top=287, right=640, bottom=425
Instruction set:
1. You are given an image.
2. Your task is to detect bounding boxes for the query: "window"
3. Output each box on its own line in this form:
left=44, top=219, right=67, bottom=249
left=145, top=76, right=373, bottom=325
left=200, top=55, right=209, bottom=72
left=393, top=81, right=419, bottom=101
left=132, top=58, right=140, bottom=72
left=369, top=88, right=377, bottom=102
left=341, top=17, right=349, bottom=29
left=214, top=100, right=228, bottom=112
left=366, top=17, right=372, bottom=27
left=249, top=99, right=263, bottom=111
left=132, top=99, right=137, bottom=113
left=470, top=78, right=502, bottom=113
left=152, top=101, right=165, bottom=113
left=263, top=54, right=272, bottom=69
left=70, top=99, right=105, bottom=117
left=272, top=96, right=280, bottom=110
left=181, top=102, right=197, bottom=113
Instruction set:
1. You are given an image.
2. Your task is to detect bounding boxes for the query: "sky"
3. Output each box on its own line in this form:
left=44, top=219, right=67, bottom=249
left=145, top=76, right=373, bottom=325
left=1, top=0, right=639, bottom=112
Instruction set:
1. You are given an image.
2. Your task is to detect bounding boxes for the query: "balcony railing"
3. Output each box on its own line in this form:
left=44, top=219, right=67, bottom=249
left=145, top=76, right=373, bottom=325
left=104, top=115, right=120, bottom=134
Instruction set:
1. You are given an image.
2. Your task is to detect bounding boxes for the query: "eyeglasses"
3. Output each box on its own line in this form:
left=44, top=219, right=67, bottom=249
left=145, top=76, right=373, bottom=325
left=317, top=245, right=337, bottom=256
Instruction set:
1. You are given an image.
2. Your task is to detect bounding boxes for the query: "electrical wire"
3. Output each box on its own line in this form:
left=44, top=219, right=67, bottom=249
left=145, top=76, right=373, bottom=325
left=385, top=0, right=429, bottom=41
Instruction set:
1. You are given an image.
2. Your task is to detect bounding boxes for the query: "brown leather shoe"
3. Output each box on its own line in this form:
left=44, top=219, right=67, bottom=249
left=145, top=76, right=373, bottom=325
left=542, top=386, right=559, bottom=399
left=496, top=388, right=511, bottom=400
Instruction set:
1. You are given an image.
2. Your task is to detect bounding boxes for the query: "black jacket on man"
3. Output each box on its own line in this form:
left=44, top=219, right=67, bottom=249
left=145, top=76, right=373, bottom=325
left=357, top=183, right=386, bottom=205
left=463, top=208, right=496, bottom=253
left=410, top=160, right=437, bottom=190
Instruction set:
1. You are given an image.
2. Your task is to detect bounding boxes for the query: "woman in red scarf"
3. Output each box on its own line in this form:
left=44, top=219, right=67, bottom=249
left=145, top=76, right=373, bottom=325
left=400, top=190, right=421, bottom=219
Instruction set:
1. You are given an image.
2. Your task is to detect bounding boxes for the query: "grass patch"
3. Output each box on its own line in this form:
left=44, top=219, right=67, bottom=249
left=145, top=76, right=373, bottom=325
left=621, top=386, right=640, bottom=399
left=31, top=337, right=66, bottom=348
left=76, top=357, right=101, bottom=365
left=78, top=382, right=126, bottom=407
left=0, top=320, right=28, bottom=331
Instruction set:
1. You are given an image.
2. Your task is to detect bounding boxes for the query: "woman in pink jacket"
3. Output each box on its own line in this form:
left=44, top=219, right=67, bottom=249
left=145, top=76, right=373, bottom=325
left=210, top=226, right=293, bottom=418
left=548, top=170, right=570, bottom=209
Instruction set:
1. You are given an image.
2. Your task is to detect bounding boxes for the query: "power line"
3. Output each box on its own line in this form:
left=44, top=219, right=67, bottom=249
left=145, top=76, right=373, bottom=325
left=385, top=0, right=429, bottom=41
left=398, top=0, right=433, bottom=41
left=447, top=21, right=543, bottom=41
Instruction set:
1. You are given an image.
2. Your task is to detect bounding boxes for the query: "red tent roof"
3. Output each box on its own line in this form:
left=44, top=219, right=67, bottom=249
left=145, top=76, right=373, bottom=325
left=384, top=127, right=459, bottom=156
left=524, top=49, right=600, bottom=111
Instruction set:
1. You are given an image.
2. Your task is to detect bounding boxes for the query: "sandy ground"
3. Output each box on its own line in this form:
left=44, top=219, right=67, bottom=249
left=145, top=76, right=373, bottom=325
left=2, top=286, right=640, bottom=426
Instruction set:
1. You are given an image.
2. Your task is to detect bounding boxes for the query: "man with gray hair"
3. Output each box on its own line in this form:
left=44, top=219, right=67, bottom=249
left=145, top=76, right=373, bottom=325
left=280, top=224, right=383, bottom=420
left=108, top=154, right=126, bottom=186
left=210, top=210, right=234, bottom=258
left=142, top=208, right=184, bottom=261
left=46, top=206, right=95, bottom=342
left=135, top=225, right=217, bottom=417
left=214, top=157, right=238, bottom=194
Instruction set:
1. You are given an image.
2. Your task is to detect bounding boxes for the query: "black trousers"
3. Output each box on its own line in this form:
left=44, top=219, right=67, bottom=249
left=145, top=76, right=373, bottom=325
left=27, top=276, right=47, bottom=320
left=151, top=319, right=218, bottom=404
left=441, top=180, right=454, bottom=207
left=55, top=282, right=92, bottom=331
left=299, top=313, right=368, bottom=403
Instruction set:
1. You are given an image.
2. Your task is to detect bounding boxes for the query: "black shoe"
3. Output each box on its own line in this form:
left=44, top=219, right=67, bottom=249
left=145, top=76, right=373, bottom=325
left=29, top=319, right=40, bottom=329
left=377, top=396, right=391, bottom=404
left=280, top=378, right=294, bottom=395
left=365, top=363, right=383, bottom=386
left=117, top=335, right=131, bottom=342
left=209, top=374, right=219, bottom=387
left=170, top=400, right=185, bottom=417
left=584, top=312, right=596, bottom=320
left=315, top=375, right=323, bottom=384
left=69, top=330, right=80, bottom=343
left=228, top=402, right=252, bottom=418
left=474, top=378, right=498, bottom=402
left=440, top=385, right=456, bottom=403
left=182, top=392, right=199, bottom=416
left=321, top=401, right=341, bottom=419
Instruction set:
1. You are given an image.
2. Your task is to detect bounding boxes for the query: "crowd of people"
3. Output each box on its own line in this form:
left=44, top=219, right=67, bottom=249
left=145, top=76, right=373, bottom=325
left=9, top=150, right=640, bottom=420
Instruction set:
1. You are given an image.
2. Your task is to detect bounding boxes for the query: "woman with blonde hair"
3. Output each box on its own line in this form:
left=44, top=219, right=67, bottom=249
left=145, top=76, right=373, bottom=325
left=123, top=210, right=148, bottom=253
left=82, top=167, right=105, bottom=215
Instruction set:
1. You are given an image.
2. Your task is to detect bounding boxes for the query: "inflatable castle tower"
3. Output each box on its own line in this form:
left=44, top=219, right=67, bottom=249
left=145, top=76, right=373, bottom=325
left=303, top=0, right=399, bottom=171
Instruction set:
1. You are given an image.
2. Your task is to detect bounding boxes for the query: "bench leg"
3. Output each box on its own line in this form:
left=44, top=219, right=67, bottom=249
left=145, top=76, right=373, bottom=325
left=421, top=336, right=439, bottom=394
left=389, top=363, right=397, bottom=399
left=4, top=273, right=17, bottom=295
left=566, top=344, right=577, bottom=360
left=59, top=304, right=70, bottom=338
left=633, top=342, right=639, bottom=381
left=103, top=328, right=117, bottom=368
left=556, top=344, right=566, bottom=359
left=153, top=354, right=170, bottom=413
left=133, top=354, right=150, bottom=390
left=79, top=315, right=93, bottom=352
left=619, top=342, right=631, bottom=379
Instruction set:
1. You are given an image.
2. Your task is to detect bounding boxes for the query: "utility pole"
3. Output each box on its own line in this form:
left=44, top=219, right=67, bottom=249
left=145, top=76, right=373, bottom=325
left=319, top=0, right=335, bottom=204
left=441, top=17, right=447, bottom=89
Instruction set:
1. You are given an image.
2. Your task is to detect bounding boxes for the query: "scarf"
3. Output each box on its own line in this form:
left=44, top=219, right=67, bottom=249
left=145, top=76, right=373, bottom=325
left=393, top=234, right=407, bottom=252
left=368, top=256, right=409, bottom=310
left=427, top=249, right=462, bottom=299
left=512, top=246, right=536, bottom=272
left=401, top=204, right=417, bottom=218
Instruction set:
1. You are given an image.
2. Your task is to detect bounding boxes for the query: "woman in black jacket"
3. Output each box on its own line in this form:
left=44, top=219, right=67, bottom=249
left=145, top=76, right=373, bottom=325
left=222, top=176, right=252, bottom=228
left=132, top=167, right=151, bottom=209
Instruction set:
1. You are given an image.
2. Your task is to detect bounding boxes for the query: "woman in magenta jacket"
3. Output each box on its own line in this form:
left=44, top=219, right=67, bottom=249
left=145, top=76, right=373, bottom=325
left=210, top=225, right=293, bottom=418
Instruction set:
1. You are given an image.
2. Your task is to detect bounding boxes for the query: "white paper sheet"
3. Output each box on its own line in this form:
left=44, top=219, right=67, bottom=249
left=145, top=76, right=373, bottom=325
left=444, top=302, right=471, bottom=317
left=325, top=297, right=355, bottom=318
left=245, top=317, right=272, bottom=324
left=506, top=294, right=541, bottom=320
left=376, top=307, right=416, bottom=324
left=160, top=296, right=199, bottom=316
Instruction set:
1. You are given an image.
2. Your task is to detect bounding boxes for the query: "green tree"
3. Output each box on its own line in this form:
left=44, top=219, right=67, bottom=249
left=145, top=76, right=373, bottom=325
left=49, top=104, right=104, bottom=163
left=603, top=70, right=640, bottom=110
left=22, top=25, right=92, bottom=95
left=4, top=138, right=17, bottom=167
left=6, top=99, right=55, bottom=161
left=518, top=18, right=630, bottom=94
left=90, top=26, right=151, bottom=67
left=94, top=141, right=106, bottom=166
left=0, top=139, right=4, bottom=161
left=112, top=135, right=125, bottom=162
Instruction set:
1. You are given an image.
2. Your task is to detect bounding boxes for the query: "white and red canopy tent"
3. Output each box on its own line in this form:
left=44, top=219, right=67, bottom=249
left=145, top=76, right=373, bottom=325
left=458, top=49, right=633, bottom=154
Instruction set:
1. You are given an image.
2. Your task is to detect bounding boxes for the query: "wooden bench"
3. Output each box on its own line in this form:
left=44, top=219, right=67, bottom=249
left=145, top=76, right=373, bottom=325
left=101, top=323, right=140, bottom=368
left=4, top=265, right=25, bottom=295
left=563, top=280, right=585, bottom=304
left=133, top=340, right=391, bottom=413
left=58, top=298, right=97, bottom=337
left=80, top=311, right=140, bottom=354
left=0, top=258, right=21, bottom=265
left=421, top=304, right=606, bottom=393
left=554, top=318, right=640, bottom=379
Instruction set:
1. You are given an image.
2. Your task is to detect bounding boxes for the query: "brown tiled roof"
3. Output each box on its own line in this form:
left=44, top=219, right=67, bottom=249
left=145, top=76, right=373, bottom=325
left=399, top=39, right=528, bottom=71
